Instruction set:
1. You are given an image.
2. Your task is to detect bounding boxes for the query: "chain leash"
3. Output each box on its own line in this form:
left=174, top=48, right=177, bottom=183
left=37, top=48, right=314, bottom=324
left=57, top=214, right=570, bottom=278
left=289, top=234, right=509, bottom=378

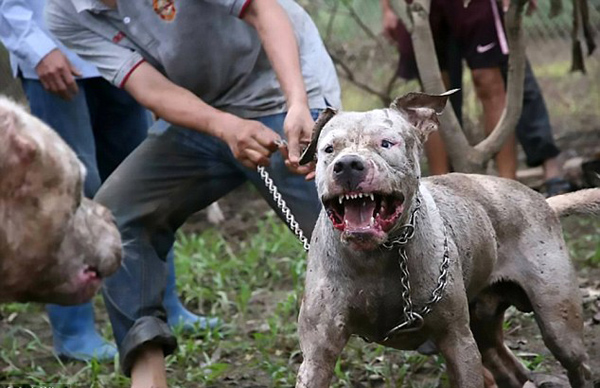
left=256, top=155, right=450, bottom=342
left=257, top=165, right=310, bottom=252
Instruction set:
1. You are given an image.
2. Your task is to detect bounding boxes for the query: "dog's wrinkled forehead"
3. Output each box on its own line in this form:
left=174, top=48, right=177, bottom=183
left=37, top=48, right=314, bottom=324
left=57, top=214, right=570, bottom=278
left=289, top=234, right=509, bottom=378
left=317, top=109, right=413, bottom=148
left=299, top=91, right=456, bottom=165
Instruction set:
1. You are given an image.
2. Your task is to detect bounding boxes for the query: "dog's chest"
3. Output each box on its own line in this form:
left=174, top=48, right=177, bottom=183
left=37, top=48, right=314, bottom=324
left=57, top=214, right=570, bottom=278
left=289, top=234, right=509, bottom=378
left=344, top=269, right=432, bottom=348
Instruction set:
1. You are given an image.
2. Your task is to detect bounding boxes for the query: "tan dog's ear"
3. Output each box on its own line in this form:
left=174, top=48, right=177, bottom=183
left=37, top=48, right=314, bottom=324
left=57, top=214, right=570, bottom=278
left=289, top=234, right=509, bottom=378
left=390, top=89, right=458, bottom=142
left=299, top=107, right=337, bottom=165
left=0, top=106, right=37, bottom=170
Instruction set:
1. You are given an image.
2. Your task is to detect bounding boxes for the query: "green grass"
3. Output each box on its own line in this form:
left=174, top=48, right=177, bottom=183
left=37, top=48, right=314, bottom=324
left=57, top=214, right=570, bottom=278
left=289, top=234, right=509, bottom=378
left=0, top=211, right=598, bottom=387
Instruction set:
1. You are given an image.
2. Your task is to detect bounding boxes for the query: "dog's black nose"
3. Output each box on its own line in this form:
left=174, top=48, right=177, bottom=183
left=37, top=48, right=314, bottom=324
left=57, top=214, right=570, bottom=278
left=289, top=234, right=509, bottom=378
left=334, top=155, right=364, bottom=174
left=333, top=155, right=366, bottom=190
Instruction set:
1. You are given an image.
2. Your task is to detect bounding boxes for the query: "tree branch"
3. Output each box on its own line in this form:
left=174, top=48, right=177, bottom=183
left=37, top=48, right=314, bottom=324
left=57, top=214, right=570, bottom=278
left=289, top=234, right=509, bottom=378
left=408, top=0, right=477, bottom=172
left=474, top=0, right=526, bottom=158
left=341, top=0, right=387, bottom=53
left=324, top=1, right=340, bottom=45
left=549, top=0, right=563, bottom=18
left=330, top=53, right=392, bottom=106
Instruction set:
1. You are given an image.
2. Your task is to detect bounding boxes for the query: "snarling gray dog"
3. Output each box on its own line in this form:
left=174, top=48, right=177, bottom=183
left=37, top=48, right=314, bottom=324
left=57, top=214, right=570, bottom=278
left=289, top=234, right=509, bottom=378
left=0, top=96, right=122, bottom=305
left=295, top=91, right=598, bottom=388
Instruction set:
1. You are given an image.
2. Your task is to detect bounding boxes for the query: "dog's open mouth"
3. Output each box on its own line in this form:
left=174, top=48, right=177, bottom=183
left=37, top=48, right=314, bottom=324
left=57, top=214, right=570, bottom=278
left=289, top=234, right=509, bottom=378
left=83, top=265, right=102, bottom=280
left=323, top=192, right=405, bottom=234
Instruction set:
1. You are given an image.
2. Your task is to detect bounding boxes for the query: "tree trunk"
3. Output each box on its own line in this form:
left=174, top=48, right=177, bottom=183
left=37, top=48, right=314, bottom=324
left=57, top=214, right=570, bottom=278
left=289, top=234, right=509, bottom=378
left=409, top=0, right=527, bottom=174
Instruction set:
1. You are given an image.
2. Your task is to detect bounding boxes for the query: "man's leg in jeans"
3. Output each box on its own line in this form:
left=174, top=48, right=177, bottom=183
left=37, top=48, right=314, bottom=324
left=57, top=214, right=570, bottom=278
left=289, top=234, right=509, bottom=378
left=86, top=78, right=218, bottom=331
left=96, top=121, right=248, bottom=384
left=97, top=112, right=322, bottom=386
left=19, top=78, right=116, bottom=361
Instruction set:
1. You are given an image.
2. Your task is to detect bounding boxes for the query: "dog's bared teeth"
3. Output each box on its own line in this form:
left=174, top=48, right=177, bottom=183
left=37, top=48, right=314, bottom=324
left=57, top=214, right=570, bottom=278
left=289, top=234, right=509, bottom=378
left=358, top=193, right=363, bottom=199
left=370, top=216, right=375, bottom=226
left=339, top=196, right=343, bottom=204
left=369, top=193, right=374, bottom=201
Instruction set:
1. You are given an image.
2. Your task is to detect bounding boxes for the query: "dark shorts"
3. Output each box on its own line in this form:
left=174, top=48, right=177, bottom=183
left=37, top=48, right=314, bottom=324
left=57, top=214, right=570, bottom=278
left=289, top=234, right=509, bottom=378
left=432, top=0, right=508, bottom=70
left=394, top=0, right=508, bottom=78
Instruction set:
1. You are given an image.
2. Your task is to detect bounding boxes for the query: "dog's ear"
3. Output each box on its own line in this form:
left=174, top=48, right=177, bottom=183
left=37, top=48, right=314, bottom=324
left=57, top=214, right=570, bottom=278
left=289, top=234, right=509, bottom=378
left=390, top=89, right=458, bottom=142
left=299, top=107, right=337, bottom=165
left=0, top=105, right=36, bottom=169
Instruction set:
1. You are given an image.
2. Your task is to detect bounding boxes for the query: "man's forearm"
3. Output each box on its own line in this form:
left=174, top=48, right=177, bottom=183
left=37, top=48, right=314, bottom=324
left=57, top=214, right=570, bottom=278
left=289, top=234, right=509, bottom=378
left=124, top=61, right=280, bottom=169
left=242, top=0, right=308, bottom=108
left=124, top=62, right=233, bottom=139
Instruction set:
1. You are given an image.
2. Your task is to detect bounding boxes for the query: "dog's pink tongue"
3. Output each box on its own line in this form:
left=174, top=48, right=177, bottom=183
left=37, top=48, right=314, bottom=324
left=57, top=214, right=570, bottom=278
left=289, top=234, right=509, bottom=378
left=344, top=199, right=376, bottom=229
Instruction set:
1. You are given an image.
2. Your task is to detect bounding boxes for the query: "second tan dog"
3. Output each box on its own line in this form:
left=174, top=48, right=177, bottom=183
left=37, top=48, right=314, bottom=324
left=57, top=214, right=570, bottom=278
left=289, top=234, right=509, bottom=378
left=0, top=96, right=122, bottom=305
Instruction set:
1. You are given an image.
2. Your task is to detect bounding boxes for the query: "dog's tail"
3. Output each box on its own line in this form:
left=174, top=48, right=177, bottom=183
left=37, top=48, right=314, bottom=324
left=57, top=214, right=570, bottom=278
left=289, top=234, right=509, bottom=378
left=546, top=188, right=600, bottom=217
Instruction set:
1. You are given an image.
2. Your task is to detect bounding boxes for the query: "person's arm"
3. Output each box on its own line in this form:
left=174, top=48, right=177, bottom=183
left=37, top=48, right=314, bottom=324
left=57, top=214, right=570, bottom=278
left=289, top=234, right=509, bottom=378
left=239, top=0, right=315, bottom=174
left=45, top=0, right=279, bottom=169
left=0, top=0, right=80, bottom=99
left=124, top=62, right=279, bottom=168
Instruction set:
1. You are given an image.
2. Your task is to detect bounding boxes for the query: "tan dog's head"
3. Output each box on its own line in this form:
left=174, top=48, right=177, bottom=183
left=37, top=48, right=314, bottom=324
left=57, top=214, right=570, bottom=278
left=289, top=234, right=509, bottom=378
left=301, top=91, right=455, bottom=250
left=37, top=198, right=123, bottom=305
left=0, top=96, right=121, bottom=305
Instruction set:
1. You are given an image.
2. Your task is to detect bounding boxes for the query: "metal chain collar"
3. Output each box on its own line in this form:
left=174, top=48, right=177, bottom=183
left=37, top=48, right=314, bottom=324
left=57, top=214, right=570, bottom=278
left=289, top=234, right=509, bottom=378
left=257, top=160, right=450, bottom=342
left=377, top=195, right=451, bottom=342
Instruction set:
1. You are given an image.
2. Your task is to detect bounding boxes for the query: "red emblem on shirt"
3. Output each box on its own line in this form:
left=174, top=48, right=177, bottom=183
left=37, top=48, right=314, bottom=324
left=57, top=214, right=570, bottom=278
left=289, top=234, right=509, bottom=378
left=112, top=31, right=126, bottom=43
left=152, top=0, right=177, bottom=21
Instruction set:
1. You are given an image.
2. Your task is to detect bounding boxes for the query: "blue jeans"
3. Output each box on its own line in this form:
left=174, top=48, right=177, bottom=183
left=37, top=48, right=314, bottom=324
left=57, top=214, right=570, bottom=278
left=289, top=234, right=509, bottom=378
left=95, top=113, right=322, bottom=375
left=510, top=61, right=561, bottom=167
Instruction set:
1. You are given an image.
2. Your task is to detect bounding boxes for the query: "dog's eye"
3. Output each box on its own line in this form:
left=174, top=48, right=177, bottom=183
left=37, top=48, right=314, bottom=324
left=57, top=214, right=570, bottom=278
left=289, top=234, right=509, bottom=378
left=324, top=145, right=334, bottom=154
left=381, top=140, right=395, bottom=149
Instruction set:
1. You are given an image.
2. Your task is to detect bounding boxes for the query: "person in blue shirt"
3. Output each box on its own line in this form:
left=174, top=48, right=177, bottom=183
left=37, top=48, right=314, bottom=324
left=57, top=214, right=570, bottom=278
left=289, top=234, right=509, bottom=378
left=0, top=0, right=217, bottom=362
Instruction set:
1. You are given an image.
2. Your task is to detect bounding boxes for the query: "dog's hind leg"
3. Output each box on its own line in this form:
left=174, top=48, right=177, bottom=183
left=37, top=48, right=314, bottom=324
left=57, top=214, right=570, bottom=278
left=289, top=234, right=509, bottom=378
left=470, top=290, right=531, bottom=388
left=528, top=293, right=592, bottom=387
left=517, top=261, right=592, bottom=388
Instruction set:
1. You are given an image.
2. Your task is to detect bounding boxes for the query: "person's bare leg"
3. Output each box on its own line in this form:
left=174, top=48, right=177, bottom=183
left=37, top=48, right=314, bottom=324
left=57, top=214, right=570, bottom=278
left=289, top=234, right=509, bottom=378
left=471, top=67, right=517, bottom=180
left=424, top=131, right=450, bottom=175
left=130, top=344, right=168, bottom=388
left=423, top=70, right=451, bottom=175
